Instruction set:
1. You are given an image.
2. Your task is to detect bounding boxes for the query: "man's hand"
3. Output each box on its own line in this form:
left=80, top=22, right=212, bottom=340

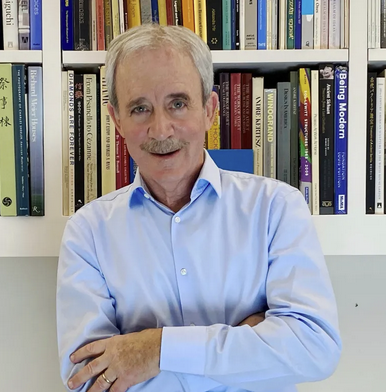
left=68, top=329, right=162, bottom=392
left=238, top=312, right=266, bottom=327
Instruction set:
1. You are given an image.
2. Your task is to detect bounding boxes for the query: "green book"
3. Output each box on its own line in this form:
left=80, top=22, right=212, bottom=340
left=0, top=63, right=17, bottom=216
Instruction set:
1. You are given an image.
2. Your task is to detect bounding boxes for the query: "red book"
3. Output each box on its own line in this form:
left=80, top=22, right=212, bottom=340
left=115, top=128, right=123, bottom=189
left=241, top=73, right=252, bottom=149
left=96, top=0, right=105, bottom=50
left=166, top=0, right=173, bottom=25
left=122, top=138, right=130, bottom=186
left=230, top=73, right=241, bottom=149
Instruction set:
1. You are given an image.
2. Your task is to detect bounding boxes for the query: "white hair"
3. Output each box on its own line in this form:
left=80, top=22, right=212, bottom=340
left=105, top=23, right=214, bottom=112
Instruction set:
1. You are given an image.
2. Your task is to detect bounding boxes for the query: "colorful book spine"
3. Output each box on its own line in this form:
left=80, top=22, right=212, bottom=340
left=96, top=0, right=105, bottom=50
left=2, top=0, right=19, bottom=49
left=104, top=0, right=113, bottom=48
left=18, top=0, right=30, bottom=50
left=311, top=69, right=319, bottom=215
left=230, top=72, right=241, bottom=149
left=0, top=63, right=17, bottom=216
left=128, top=0, right=141, bottom=28
left=252, top=76, right=264, bottom=176
left=299, top=68, right=312, bottom=211
left=158, top=0, right=167, bottom=25
left=151, top=0, right=159, bottom=22
left=241, top=73, right=252, bottom=149
left=194, top=0, right=207, bottom=42
left=219, top=72, right=230, bottom=149
left=295, top=0, right=301, bottom=49
left=115, top=128, right=122, bottom=189
left=206, top=0, right=222, bottom=49
left=301, top=0, right=314, bottom=48
left=122, top=139, right=130, bottom=186
left=172, top=0, right=183, bottom=25
left=320, top=0, right=328, bottom=49
left=68, top=70, right=76, bottom=215
left=30, top=0, right=42, bottom=49
left=61, top=0, right=74, bottom=50
left=290, top=71, right=299, bottom=188
left=334, top=66, right=348, bottom=214
left=28, top=66, right=44, bottom=216
left=287, top=0, right=294, bottom=49
left=230, top=0, right=236, bottom=49
left=245, top=0, right=257, bottom=49
left=74, top=73, right=84, bottom=211
left=314, top=0, right=321, bottom=49
left=208, top=85, right=220, bottom=149
left=222, top=0, right=231, bottom=49
left=61, top=71, right=69, bottom=216
left=12, top=64, right=30, bottom=216
left=375, top=76, right=385, bottom=214
left=263, top=88, right=276, bottom=179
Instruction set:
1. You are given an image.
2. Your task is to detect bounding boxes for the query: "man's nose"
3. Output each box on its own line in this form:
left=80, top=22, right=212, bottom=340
left=147, top=110, right=175, bottom=141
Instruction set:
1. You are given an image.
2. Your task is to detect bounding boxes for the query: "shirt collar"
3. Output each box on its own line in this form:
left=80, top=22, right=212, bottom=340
left=128, top=149, right=222, bottom=208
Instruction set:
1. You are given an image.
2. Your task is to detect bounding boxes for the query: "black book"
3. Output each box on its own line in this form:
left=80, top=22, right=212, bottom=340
left=235, top=0, right=240, bottom=49
left=96, top=75, right=102, bottom=198
left=172, top=0, right=183, bottom=26
left=74, top=0, right=91, bottom=50
left=206, top=0, right=222, bottom=50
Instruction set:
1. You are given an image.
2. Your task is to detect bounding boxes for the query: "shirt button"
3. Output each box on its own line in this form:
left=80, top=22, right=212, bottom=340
left=180, top=268, right=187, bottom=276
left=144, top=193, right=150, bottom=199
left=190, top=323, right=195, bottom=326
left=174, top=216, right=181, bottom=223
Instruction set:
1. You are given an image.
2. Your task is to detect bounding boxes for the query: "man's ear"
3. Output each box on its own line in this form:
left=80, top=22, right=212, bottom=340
left=204, top=91, right=219, bottom=131
left=107, top=103, right=124, bottom=138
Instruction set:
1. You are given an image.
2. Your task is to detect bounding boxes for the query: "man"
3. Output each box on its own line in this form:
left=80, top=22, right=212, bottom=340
left=57, top=24, right=341, bottom=392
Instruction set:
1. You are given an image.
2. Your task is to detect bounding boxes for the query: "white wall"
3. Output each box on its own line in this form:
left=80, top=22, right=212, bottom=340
left=1, top=256, right=385, bottom=392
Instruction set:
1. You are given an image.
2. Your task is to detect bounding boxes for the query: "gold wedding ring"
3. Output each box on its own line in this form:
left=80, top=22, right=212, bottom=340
left=102, top=372, right=113, bottom=384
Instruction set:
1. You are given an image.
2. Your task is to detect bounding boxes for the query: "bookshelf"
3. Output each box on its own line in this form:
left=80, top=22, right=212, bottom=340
left=0, top=1, right=380, bottom=258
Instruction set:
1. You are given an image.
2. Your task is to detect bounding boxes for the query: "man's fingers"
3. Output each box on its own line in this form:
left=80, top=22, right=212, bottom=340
left=68, top=356, right=109, bottom=390
left=70, top=340, right=106, bottom=363
left=87, top=371, right=118, bottom=392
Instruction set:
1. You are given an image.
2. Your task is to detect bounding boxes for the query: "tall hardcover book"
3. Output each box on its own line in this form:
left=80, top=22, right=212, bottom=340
left=127, top=0, right=141, bottom=28
left=241, top=73, right=252, bottom=149
left=222, top=0, right=231, bottom=49
left=74, top=73, right=84, bottom=211
left=172, top=0, right=183, bottom=25
left=263, top=88, right=276, bottom=179
left=252, top=76, right=264, bottom=176
left=182, top=0, right=194, bottom=31
left=278, top=0, right=286, bottom=49
left=302, top=0, right=314, bottom=48
left=295, top=0, right=302, bottom=48
left=375, top=76, right=385, bottom=214
left=18, top=0, right=30, bottom=50
left=287, top=0, right=295, bottom=49
left=245, top=0, right=257, bottom=49
left=314, top=0, right=321, bottom=49
left=158, top=0, right=167, bottom=25
left=235, top=0, right=240, bottom=49
left=30, top=0, right=42, bottom=49
left=290, top=71, right=299, bottom=188
left=219, top=72, right=231, bottom=149
left=194, top=0, right=207, bottom=42
left=111, top=0, right=120, bottom=37
left=104, top=0, right=113, bottom=48
left=320, top=0, right=329, bottom=49
left=0, top=63, right=17, bottom=216
left=271, top=0, right=278, bottom=49
left=328, top=0, right=340, bottom=49
left=334, top=66, right=348, bottom=214
left=61, top=0, right=74, bottom=50
left=74, top=0, right=91, bottom=50
left=96, top=0, right=105, bottom=50
left=206, top=0, right=222, bottom=49
left=91, top=0, right=97, bottom=49
left=140, top=0, right=152, bottom=23
left=299, top=68, right=312, bottom=211
left=311, top=70, right=320, bottom=215
left=28, top=66, right=44, bottom=216
left=258, top=0, right=267, bottom=49
left=68, top=70, right=76, bottom=215
left=2, top=0, right=18, bottom=49
left=62, top=71, right=69, bottom=216
left=230, top=73, right=241, bottom=149
left=12, top=64, right=30, bottom=216
left=319, top=64, right=335, bottom=214
left=366, top=73, right=376, bottom=214
left=208, top=85, right=220, bottom=149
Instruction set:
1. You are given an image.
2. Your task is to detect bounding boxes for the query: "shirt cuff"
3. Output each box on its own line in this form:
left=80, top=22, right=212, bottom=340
left=160, top=326, right=207, bottom=375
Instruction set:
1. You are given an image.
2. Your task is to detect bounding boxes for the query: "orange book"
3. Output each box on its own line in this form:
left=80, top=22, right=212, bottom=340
left=127, top=0, right=141, bottom=28
left=182, top=0, right=194, bottom=32
left=158, top=0, right=167, bottom=25
left=96, top=0, right=105, bottom=50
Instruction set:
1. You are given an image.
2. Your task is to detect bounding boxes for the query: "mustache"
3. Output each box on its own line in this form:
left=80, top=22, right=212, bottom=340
left=140, top=138, right=189, bottom=154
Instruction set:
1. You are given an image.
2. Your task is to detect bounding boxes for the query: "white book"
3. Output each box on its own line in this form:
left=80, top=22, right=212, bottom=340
left=62, top=72, right=69, bottom=217
left=252, top=77, right=264, bottom=176
left=267, top=0, right=272, bottom=49
left=91, top=0, right=97, bottom=50
left=119, top=0, right=125, bottom=33
left=112, top=0, right=121, bottom=38
left=239, top=0, right=245, bottom=50
left=279, top=0, right=287, bottom=49
left=329, top=0, right=341, bottom=49
left=375, top=77, right=385, bottom=214
left=68, top=70, right=75, bottom=216
left=311, top=70, right=319, bottom=215
left=264, top=89, right=277, bottom=179
left=340, top=0, right=344, bottom=49
left=368, top=0, right=372, bottom=48
left=376, top=0, right=381, bottom=48
left=245, top=0, right=258, bottom=49
left=344, top=0, right=349, bottom=48
left=272, top=0, right=278, bottom=49
left=314, top=0, right=321, bottom=49
left=2, top=0, right=19, bottom=50
left=371, top=0, right=377, bottom=48
left=320, top=0, right=329, bottom=49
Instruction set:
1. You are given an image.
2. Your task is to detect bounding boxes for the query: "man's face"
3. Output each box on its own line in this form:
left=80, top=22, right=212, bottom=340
left=108, top=46, right=217, bottom=186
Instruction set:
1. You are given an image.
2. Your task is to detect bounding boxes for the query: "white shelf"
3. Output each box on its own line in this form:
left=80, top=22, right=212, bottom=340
left=63, top=49, right=349, bottom=69
left=0, top=50, right=42, bottom=64
left=368, top=48, right=386, bottom=64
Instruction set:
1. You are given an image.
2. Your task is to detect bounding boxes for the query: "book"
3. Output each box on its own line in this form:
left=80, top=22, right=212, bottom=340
left=74, top=0, right=91, bottom=50
left=252, top=76, right=264, bottom=176
left=74, top=73, right=84, bottom=211
left=375, top=76, right=385, bottom=214
left=127, top=0, right=141, bottom=28
left=302, top=0, right=314, bottom=48
left=290, top=71, right=299, bottom=188
left=258, top=0, right=267, bottom=49
left=140, top=0, right=152, bottom=24
left=2, top=0, right=18, bottom=49
left=294, top=0, right=302, bottom=49
left=263, top=88, right=276, bottom=179
left=241, top=73, right=252, bottom=148
left=68, top=70, right=76, bottom=215
left=245, top=0, right=258, bottom=49
left=158, top=0, right=167, bottom=25
left=18, top=0, right=30, bottom=50
left=206, top=0, right=222, bottom=50
left=230, top=73, right=241, bottom=149
left=30, top=0, right=42, bottom=49
left=96, top=0, right=105, bottom=50
left=194, top=0, right=207, bottom=42
left=182, top=0, right=194, bottom=31
left=111, top=0, right=121, bottom=36
left=329, top=0, right=340, bottom=49
left=311, top=70, right=319, bottom=215
left=287, top=0, right=295, bottom=49
left=104, top=0, right=113, bottom=48
left=222, top=0, right=231, bottom=49
left=219, top=72, right=231, bottom=149
left=320, top=0, right=329, bottom=49
left=314, top=0, right=321, bottom=49
left=61, top=0, right=74, bottom=50
left=62, top=71, right=69, bottom=216
left=208, top=85, right=220, bottom=149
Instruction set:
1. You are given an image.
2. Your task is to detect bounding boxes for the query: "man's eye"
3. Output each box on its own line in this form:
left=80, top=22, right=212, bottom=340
left=132, top=106, right=148, bottom=114
left=172, top=100, right=186, bottom=110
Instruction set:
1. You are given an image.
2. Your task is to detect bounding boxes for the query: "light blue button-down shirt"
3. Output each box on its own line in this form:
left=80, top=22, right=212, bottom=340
left=57, top=150, right=341, bottom=392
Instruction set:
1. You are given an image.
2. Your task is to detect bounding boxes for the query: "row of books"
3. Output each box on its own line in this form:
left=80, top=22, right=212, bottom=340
left=0, top=64, right=44, bottom=217
left=61, top=0, right=349, bottom=52
left=366, top=71, right=386, bottom=214
left=205, top=65, right=349, bottom=215
left=0, top=0, right=42, bottom=50
left=368, top=0, right=386, bottom=48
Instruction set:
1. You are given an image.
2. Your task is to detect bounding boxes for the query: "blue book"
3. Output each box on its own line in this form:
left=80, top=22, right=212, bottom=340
left=208, top=149, right=254, bottom=173
left=334, top=66, right=348, bottom=214
left=30, top=0, right=42, bottom=50
left=151, top=0, right=159, bottom=23
left=231, top=0, right=236, bottom=49
left=12, top=65, right=30, bottom=216
left=295, top=0, right=302, bottom=49
left=257, top=0, right=267, bottom=50
left=28, top=66, right=44, bottom=216
left=223, top=0, right=231, bottom=50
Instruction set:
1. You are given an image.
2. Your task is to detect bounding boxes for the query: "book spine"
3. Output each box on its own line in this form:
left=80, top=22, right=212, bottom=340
left=230, top=73, right=242, bottom=149
left=319, top=64, right=335, bottom=214
left=375, top=77, right=385, bottom=214
left=328, top=0, right=340, bottom=49
left=239, top=0, right=245, bottom=50
left=245, top=0, right=257, bottom=49
left=141, top=0, right=152, bottom=23
left=314, top=0, right=321, bottom=49
left=252, top=77, right=264, bottom=176
left=96, top=0, right=105, bottom=50
left=222, top=0, right=231, bottom=49
left=263, top=89, right=276, bottom=178
left=12, top=64, right=30, bottom=216
left=277, top=82, right=291, bottom=185
left=84, top=74, right=98, bottom=204
left=266, top=0, right=272, bottom=49
left=74, top=73, right=84, bottom=211
left=241, top=73, right=252, bottom=149
left=194, top=0, right=207, bottom=42
left=299, top=68, right=312, bottom=211
left=311, top=70, right=320, bottom=215
left=219, top=72, right=230, bottom=149
left=74, top=0, right=91, bottom=50
left=278, top=0, right=286, bottom=49
left=290, top=71, right=299, bottom=188
left=271, top=0, right=278, bottom=49
left=343, top=0, right=349, bottom=48
left=91, top=0, right=97, bottom=49
left=235, top=0, right=240, bottom=48
left=111, top=0, right=121, bottom=37
left=206, top=0, right=222, bottom=49
left=375, top=0, right=381, bottom=48
left=381, top=0, right=385, bottom=47
left=30, top=0, right=42, bottom=49
left=115, top=128, right=122, bottom=189
left=28, top=66, right=44, bottom=216
left=18, top=0, right=30, bottom=50
left=127, top=0, right=141, bottom=27
left=2, top=0, right=19, bottom=49
left=208, top=85, right=221, bottom=149
left=151, top=0, right=159, bottom=24
left=258, top=0, right=267, bottom=49
left=230, top=0, right=236, bottom=49
left=0, top=64, right=17, bottom=215
left=166, top=0, right=173, bottom=24
left=62, top=71, right=69, bottom=216
left=104, top=0, right=113, bottom=48
left=320, top=0, right=328, bottom=49
left=100, top=65, right=116, bottom=195
left=287, top=0, right=294, bottom=49
left=122, top=139, right=130, bottom=186
left=158, top=0, right=167, bottom=25
left=68, top=70, right=75, bottom=215
left=339, top=0, right=344, bottom=49
left=294, top=0, right=301, bottom=49
left=334, top=66, right=348, bottom=214
left=96, top=76, right=102, bottom=197
left=171, top=0, right=182, bottom=25
left=302, top=0, right=314, bottom=48
left=366, top=72, right=377, bottom=214
left=119, top=0, right=126, bottom=31
left=62, top=0, right=74, bottom=50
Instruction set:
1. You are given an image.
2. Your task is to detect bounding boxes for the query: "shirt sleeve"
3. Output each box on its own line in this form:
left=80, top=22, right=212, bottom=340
left=160, top=188, right=342, bottom=391
left=56, top=217, right=120, bottom=392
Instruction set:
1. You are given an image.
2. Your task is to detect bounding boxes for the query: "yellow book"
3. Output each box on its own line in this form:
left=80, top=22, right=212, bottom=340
left=111, top=0, right=121, bottom=38
left=127, top=0, right=141, bottom=28
left=208, top=86, right=220, bottom=149
left=182, top=0, right=195, bottom=32
left=194, top=0, right=206, bottom=42
left=158, top=0, right=167, bottom=25
left=0, top=64, right=17, bottom=216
